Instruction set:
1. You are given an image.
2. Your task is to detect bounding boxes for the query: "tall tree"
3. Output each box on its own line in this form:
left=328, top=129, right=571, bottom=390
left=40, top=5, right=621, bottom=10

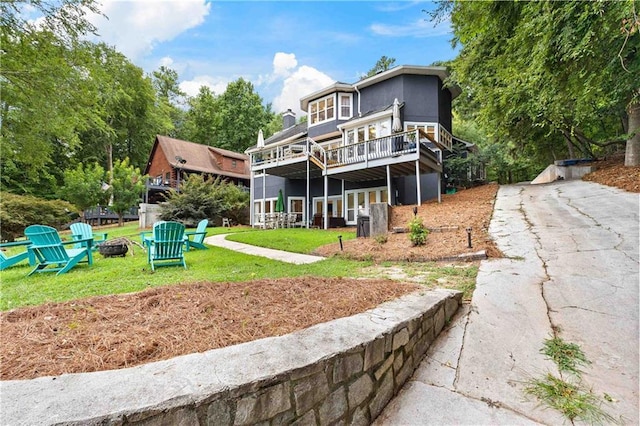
left=364, top=56, right=396, bottom=78
left=181, top=86, right=219, bottom=144
left=1, top=1, right=103, bottom=194
left=211, top=78, right=274, bottom=152
left=152, top=66, right=186, bottom=137
left=437, top=1, right=639, bottom=167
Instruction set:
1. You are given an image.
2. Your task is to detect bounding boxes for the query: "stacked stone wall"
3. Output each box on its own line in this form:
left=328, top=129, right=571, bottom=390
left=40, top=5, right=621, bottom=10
left=1, top=290, right=462, bottom=426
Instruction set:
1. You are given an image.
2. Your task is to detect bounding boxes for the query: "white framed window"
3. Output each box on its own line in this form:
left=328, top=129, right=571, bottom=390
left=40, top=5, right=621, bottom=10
left=313, top=196, right=343, bottom=217
left=338, top=93, right=353, bottom=119
left=288, top=196, right=305, bottom=223
left=309, top=95, right=335, bottom=125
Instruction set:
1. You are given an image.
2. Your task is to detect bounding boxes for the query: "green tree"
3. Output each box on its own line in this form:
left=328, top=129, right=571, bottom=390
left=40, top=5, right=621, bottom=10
left=436, top=1, right=639, bottom=168
left=1, top=25, right=101, bottom=194
left=181, top=86, right=219, bottom=144
left=364, top=56, right=396, bottom=78
left=151, top=65, right=186, bottom=137
left=110, top=158, right=146, bottom=226
left=211, top=78, right=274, bottom=152
left=59, top=163, right=109, bottom=219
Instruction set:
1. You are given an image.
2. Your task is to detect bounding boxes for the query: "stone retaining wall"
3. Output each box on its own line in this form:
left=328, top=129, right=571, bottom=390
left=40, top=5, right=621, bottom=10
left=1, top=289, right=462, bottom=426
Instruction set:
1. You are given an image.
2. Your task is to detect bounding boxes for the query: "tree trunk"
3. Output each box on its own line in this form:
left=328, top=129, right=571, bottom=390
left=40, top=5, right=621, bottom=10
left=625, top=103, right=640, bottom=166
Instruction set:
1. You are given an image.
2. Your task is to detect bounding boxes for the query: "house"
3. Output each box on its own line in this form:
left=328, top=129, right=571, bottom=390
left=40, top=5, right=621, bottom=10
left=143, top=135, right=250, bottom=204
left=245, top=65, right=463, bottom=229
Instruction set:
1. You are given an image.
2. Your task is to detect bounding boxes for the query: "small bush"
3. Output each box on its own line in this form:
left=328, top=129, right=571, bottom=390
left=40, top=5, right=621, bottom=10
left=408, top=216, right=429, bottom=246
left=0, top=192, right=78, bottom=241
left=375, top=234, right=388, bottom=244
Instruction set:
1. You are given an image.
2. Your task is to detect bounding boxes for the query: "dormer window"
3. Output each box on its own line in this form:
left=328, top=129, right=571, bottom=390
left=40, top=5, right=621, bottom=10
left=309, top=95, right=335, bottom=125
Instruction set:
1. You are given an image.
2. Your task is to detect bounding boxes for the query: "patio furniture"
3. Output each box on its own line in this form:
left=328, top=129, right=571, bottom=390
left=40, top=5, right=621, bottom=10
left=222, top=217, right=232, bottom=228
left=185, top=219, right=209, bottom=251
left=24, top=225, right=93, bottom=276
left=144, top=221, right=187, bottom=271
left=70, top=222, right=108, bottom=251
left=0, top=240, right=33, bottom=271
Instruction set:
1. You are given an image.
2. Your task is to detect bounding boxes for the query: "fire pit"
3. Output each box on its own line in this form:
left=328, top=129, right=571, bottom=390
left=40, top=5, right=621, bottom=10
left=98, top=238, right=130, bottom=257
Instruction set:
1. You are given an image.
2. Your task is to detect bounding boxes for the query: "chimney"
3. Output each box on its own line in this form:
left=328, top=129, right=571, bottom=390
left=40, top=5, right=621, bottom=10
left=282, top=109, right=296, bottom=129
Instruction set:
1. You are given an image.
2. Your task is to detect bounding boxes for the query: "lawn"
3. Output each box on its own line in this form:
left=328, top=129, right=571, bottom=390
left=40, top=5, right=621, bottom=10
left=0, top=223, right=367, bottom=311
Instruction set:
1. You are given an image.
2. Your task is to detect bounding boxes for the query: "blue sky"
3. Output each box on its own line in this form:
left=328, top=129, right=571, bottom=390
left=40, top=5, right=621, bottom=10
left=83, top=1, right=457, bottom=116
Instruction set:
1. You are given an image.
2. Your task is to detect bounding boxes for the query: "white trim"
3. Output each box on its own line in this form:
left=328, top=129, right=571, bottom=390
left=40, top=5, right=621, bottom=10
left=308, top=94, right=336, bottom=127
left=338, top=93, right=353, bottom=120
left=338, top=109, right=393, bottom=131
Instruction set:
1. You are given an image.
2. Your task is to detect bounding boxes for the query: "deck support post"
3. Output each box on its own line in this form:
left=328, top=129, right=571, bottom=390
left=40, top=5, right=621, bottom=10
left=415, top=160, right=422, bottom=206
left=386, top=165, right=392, bottom=206
left=306, top=140, right=310, bottom=229
left=323, top=174, right=328, bottom=230
left=250, top=168, right=255, bottom=227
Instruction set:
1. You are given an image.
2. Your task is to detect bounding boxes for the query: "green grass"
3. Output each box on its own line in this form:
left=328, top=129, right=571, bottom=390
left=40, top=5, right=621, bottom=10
left=0, top=223, right=366, bottom=311
left=1, top=222, right=479, bottom=311
left=524, top=337, right=619, bottom=424
left=225, top=227, right=356, bottom=254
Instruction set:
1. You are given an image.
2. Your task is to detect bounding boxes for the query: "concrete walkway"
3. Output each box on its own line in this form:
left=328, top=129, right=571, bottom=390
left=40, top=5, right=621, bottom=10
left=375, top=180, right=639, bottom=425
left=204, top=233, right=324, bottom=264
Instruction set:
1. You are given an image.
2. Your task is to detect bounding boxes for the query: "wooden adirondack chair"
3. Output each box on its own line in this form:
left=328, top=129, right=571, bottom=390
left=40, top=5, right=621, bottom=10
left=145, top=221, right=187, bottom=271
left=184, top=219, right=209, bottom=250
left=70, top=222, right=108, bottom=251
left=24, top=225, right=93, bottom=276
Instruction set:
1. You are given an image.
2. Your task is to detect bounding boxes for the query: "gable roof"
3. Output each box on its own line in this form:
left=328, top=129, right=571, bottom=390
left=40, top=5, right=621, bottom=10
left=147, top=135, right=250, bottom=180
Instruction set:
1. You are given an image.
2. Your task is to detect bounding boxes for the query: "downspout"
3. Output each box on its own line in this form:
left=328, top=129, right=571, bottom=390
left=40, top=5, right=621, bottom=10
left=354, top=84, right=362, bottom=117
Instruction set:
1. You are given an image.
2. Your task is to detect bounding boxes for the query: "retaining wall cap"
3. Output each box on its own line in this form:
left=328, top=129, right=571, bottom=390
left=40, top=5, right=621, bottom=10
left=1, top=289, right=461, bottom=426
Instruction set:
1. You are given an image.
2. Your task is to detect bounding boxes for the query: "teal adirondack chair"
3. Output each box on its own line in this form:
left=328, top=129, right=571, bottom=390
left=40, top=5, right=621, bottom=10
left=70, top=222, right=108, bottom=251
left=145, top=221, right=187, bottom=271
left=0, top=241, right=32, bottom=271
left=24, top=225, right=93, bottom=276
left=184, top=219, right=209, bottom=250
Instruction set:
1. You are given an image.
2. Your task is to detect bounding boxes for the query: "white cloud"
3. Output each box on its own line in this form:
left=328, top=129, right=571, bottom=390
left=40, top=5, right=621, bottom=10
left=180, top=76, right=229, bottom=98
left=369, top=17, right=451, bottom=38
left=87, top=0, right=210, bottom=60
left=273, top=65, right=334, bottom=117
left=273, top=52, right=298, bottom=78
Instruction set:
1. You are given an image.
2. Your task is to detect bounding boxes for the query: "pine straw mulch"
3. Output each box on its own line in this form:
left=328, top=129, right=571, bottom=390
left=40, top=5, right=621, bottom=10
left=582, top=154, right=640, bottom=193
left=314, top=183, right=502, bottom=262
left=1, top=278, right=420, bottom=380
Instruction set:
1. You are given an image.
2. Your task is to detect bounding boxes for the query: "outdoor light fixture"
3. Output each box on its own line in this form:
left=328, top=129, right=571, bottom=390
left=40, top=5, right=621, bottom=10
left=466, top=227, right=473, bottom=249
left=413, top=206, right=418, bottom=217
left=338, top=235, right=343, bottom=251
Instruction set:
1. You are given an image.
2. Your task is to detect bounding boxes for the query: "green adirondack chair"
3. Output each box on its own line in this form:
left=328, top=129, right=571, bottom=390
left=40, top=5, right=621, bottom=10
left=24, top=225, right=93, bottom=276
left=0, top=241, right=33, bottom=271
left=184, top=219, right=209, bottom=250
left=70, top=222, right=108, bottom=251
left=145, top=221, right=187, bottom=271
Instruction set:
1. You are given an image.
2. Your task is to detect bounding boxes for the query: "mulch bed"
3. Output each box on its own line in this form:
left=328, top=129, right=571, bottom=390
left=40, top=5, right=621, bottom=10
left=1, top=278, right=419, bottom=380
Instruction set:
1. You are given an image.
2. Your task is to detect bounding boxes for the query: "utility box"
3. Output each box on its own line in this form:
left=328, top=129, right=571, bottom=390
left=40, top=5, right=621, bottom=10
left=369, top=203, right=390, bottom=238
left=357, top=216, right=370, bottom=238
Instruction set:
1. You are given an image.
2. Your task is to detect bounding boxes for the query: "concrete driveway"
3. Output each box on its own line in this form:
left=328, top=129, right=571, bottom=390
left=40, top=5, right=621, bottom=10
left=375, top=180, right=639, bottom=425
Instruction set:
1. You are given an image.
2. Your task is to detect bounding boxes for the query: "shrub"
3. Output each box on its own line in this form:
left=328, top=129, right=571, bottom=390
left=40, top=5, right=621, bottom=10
left=159, top=174, right=249, bottom=226
left=408, top=216, right=429, bottom=246
left=0, top=192, right=78, bottom=241
left=375, top=234, right=388, bottom=244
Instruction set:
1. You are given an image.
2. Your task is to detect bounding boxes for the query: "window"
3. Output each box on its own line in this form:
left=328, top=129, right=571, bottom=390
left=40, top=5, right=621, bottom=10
left=231, top=160, right=237, bottom=168
left=309, top=95, right=335, bottom=125
left=339, top=94, right=352, bottom=119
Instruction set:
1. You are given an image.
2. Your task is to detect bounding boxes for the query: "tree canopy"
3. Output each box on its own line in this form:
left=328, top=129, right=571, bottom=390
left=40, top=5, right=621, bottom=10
left=438, top=0, right=639, bottom=169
